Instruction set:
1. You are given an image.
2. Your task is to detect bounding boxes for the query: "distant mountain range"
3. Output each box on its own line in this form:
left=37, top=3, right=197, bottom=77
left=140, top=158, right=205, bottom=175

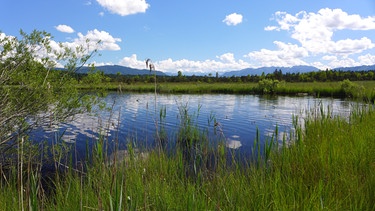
left=222, top=64, right=375, bottom=77
left=222, top=65, right=319, bottom=77
left=63, top=64, right=375, bottom=77
left=74, top=65, right=167, bottom=76
left=332, top=65, right=375, bottom=72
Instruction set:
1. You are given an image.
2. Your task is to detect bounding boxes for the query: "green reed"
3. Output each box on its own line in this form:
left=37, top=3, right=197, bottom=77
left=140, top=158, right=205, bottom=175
left=82, top=81, right=375, bottom=101
left=0, top=101, right=374, bottom=210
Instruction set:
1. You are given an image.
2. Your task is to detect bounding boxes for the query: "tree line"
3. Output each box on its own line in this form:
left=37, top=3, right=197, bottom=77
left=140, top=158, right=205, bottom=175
left=71, top=68, right=375, bottom=84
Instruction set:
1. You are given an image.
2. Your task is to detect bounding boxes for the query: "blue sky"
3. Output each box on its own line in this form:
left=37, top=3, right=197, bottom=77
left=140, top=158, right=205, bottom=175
left=1, top=0, right=375, bottom=75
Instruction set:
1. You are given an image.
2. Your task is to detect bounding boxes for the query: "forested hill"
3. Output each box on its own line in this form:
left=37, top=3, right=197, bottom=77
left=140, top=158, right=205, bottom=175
left=333, top=65, right=375, bottom=72
left=63, top=64, right=375, bottom=77
left=74, top=65, right=167, bottom=76
left=222, top=64, right=375, bottom=77
left=222, top=65, right=319, bottom=77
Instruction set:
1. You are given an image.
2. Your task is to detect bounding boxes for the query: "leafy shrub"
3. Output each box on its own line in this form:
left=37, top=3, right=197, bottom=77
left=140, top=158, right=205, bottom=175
left=257, top=79, right=280, bottom=94
left=0, top=29, right=99, bottom=150
left=340, top=79, right=364, bottom=99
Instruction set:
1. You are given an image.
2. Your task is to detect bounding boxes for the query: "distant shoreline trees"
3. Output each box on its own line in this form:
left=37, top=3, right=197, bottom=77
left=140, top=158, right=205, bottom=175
left=81, top=69, right=375, bottom=84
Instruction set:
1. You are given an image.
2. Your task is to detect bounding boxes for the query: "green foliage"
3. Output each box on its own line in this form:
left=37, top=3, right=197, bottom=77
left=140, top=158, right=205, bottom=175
left=0, top=103, right=374, bottom=210
left=257, top=79, right=280, bottom=94
left=157, top=105, right=168, bottom=148
left=0, top=29, right=99, bottom=150
left=82, top=68, right=105, bottom=84
left=340, top=79, right=365, bottom=99
left=103, top=68, right=375, bottom=84
left=176, top=103, right=206, bottom=148
left=1, top=29, right=374, bottom=210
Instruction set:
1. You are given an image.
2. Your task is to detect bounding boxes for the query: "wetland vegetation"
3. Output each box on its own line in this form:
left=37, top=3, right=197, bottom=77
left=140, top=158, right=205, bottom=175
left=0, top=30, right=374, bottom=210
left=1, top=102, right=374, bottom=210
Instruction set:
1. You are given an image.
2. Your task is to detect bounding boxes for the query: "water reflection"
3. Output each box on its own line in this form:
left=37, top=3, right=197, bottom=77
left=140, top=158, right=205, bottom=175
left=226, top=135, right=242, bottom=149
left=32, top=93, right=357, bottom=160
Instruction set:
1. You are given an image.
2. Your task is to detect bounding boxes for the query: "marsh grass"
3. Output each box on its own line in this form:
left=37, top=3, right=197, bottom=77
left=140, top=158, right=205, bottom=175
left=0, top=102, right=374, bottom=210
left=79, top=81, right=375, bottom=102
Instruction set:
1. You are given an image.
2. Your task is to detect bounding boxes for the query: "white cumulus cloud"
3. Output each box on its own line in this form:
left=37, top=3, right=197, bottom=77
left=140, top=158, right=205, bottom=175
left=217, top=53, right=236, bottom=63
left=0, top=30, right=119, bottom=69
left=119, top=53, right=250, bottom=74
left=328, top=57, right=360, bottom=68
left=96, top=0, right=150, bottom=16
left=55, top=25, right=75, bottom=33
left=245, top=41, right=309, bottom=67
left=358, top=54, right=375, bottom=65
left=261, top=8, right=375, bottom=69
left=119, top=54, right=145, bottom=69
left=331, top=37, right=374, bottom=55
left=223, top=13, right=243, bottom=26
left=266, top=8, right=375, bottom=56
left=76, top=29, right=121, bottom=51
left=36, top=30, right=121, bottom=67
left=321, top=54, right=362, bottom=68
left=264, top=26, right=278, bottom=31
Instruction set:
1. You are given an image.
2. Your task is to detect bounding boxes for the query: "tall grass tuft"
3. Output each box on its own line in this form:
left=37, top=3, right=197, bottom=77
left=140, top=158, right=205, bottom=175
left=0, top=101, right=374, bottom=210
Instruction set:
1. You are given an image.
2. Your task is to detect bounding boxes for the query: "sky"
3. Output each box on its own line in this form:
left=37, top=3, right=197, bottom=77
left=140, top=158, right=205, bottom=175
left=1, top=0, right=375, bottom=75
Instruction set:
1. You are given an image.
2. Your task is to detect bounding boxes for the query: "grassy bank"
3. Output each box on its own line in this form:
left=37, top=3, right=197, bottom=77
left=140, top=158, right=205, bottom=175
left=0, top=103, right=374, bottom=210
left=78, top=80, right=375, bottom=101
left=78, top=81, right=258, bottom=94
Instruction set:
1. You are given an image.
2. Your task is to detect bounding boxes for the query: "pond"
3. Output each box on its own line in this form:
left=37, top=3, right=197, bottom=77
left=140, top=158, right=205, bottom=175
left=31, top=93, right=355, bottom=161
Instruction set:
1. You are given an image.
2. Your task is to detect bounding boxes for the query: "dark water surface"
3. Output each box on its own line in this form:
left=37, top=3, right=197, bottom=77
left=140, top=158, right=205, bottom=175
left=32, top=93, right=355, bottom=161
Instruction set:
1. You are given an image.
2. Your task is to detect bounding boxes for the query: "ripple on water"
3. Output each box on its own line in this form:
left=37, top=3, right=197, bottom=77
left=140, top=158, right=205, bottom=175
left=30, top=93, right=357, bottom=160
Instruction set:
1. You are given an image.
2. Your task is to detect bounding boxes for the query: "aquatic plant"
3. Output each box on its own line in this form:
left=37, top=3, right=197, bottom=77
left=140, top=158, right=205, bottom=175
left=145, top=58, right=165, bottom=151
left=1, top=100, right=374, bottom=210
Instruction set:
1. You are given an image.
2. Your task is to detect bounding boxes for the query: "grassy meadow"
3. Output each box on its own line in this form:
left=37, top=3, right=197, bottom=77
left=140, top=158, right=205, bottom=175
left=78, top=80, right=375, bottom=102
left=0, top=101, right=374, bottom=210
